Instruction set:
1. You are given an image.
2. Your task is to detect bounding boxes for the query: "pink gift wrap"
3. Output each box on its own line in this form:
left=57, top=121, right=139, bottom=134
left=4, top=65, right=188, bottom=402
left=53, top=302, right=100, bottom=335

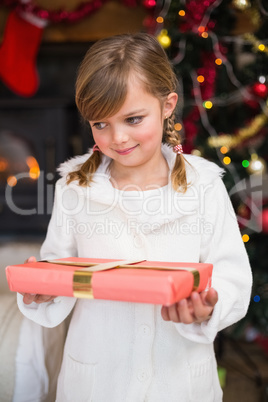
left=5, top=258, right=213, bottom=306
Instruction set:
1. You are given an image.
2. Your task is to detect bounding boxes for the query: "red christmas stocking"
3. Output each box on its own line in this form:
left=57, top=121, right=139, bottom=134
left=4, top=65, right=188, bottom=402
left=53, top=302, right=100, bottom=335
left=0, top=9, right=46, bottom=97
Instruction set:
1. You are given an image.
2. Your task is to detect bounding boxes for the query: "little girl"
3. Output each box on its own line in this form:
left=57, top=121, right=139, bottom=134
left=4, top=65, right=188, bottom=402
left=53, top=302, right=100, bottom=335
left=18, top=33, right=252, bottom=401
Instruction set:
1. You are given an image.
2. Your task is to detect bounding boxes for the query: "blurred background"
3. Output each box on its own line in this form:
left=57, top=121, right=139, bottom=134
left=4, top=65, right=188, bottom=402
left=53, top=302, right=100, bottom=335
left=0, top=0, right=268, bottom=400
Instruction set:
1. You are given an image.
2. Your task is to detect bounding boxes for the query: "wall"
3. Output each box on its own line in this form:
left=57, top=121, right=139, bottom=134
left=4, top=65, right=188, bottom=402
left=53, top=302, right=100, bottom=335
left=0, top=0, right=146, bottom=42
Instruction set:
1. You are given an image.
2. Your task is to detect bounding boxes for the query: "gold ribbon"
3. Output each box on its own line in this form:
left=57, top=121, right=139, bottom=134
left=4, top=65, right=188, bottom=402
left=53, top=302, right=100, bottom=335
left=73, top=271, right=93, bottom=298
left=46, top=259, right=200, bottom=299
left=207, top=111, right=268, bottom=149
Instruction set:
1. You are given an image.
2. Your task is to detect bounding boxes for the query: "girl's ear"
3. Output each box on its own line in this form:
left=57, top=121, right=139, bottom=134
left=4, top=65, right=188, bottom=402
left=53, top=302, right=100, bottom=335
left=163, top=92, right=178, bottom=118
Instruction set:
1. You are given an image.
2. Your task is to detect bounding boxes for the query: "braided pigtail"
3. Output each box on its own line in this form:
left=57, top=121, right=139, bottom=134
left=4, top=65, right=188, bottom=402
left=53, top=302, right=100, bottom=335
left=67, top=151, right=102, bottom=186
left=163, top=113, right=188, bottom=193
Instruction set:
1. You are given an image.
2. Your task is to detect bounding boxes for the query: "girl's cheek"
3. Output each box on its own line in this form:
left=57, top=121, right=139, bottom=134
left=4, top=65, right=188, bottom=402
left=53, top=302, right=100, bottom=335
left=93, top=132, right=105, bottom=145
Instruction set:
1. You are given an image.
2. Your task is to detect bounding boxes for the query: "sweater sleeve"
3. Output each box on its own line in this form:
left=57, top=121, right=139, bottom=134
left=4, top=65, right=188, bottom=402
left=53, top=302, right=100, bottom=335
left=17, top=179, right=78, bottom=328
left=175, top=177, right=252, bottom=343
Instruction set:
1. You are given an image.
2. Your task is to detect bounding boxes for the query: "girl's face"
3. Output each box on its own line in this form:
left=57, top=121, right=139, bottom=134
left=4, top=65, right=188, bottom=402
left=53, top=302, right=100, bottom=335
left=89, top=74, right=177, bottom=172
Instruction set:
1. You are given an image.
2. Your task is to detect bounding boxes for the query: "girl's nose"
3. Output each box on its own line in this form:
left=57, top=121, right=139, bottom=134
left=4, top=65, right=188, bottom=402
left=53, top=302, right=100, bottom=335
left=111, top=126, right=129, bottom=144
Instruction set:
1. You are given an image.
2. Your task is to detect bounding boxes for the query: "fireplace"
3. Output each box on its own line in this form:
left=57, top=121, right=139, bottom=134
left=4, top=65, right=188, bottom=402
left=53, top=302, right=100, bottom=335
left=0, top=43, right=92, bottom=235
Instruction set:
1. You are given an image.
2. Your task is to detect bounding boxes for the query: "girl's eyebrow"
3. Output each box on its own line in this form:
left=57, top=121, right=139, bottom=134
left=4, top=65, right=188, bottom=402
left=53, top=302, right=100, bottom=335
left=123, top=109, right=146, bottom=117
left=90, top=109, right=147, bottom=122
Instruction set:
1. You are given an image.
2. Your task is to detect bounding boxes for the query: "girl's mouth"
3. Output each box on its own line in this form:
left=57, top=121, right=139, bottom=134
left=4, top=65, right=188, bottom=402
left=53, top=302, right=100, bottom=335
left=114, top=144, right=139, bottom=155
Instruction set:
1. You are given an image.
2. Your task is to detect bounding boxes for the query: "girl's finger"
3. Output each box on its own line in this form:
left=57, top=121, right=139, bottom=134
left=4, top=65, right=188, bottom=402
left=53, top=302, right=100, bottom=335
left=24, top=256, right=36, bottom=264
left=167, top=303, right=180, bottom=323
left=191, top=292, right=211, bottom=321
left=176, top=299, right=193, bottom=324
left=161, top=306, right=170, bottom=321
left=23, top=293, right=37, bottom=305
left=35, top=295, right=56, bottom=304
left=203, top=288, right=218, bottom=307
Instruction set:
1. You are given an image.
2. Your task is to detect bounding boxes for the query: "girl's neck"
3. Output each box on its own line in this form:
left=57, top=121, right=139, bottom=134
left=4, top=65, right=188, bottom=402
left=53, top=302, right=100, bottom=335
left=109, top=153, right=169, bottom=191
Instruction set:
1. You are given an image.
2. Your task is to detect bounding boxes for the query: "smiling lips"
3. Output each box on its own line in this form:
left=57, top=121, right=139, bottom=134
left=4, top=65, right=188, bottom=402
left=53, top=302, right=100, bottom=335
left=114, top=144, right=139, bottom=155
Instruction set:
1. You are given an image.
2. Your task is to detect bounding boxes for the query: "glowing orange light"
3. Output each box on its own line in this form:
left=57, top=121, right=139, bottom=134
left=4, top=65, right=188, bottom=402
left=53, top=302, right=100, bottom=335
left=29, top=166, right=40, bottom=179
left=26, top=156, right=40, bottom=180
left=220, top=146, right=228, bottom=154
left=198, top=26, right=205, bottom=33
left=197, top=75, right=205, bottom=83
left=26, top=156, right=37, bottom=168
left=156, top=16, right=164, bottom=23
left=174, top=123, right=183, bottom=131
left=242, top=234, right=249, bottom=243
left=7, top=176, right=17, bottom=187
left=215, top=58, right=222, bottom=65
left=201, top=32, right=209, bottom=38
left=178, top=10, right=185, bottom=16
left=0, top=158, right=8, bottom=172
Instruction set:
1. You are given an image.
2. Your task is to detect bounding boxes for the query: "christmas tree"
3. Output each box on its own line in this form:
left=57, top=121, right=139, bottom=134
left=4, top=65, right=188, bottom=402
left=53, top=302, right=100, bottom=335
left=145, top=0, right=268, bottom=337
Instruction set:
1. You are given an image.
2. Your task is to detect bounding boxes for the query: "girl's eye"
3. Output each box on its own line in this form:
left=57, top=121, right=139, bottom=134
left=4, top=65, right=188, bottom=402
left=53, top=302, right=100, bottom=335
left=126, top=116, right=143, bottom=125
left=92, top=122, right=107, bottom=130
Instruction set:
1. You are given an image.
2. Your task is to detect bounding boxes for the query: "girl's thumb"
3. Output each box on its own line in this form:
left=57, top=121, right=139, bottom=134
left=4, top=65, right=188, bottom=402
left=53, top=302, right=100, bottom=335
left=25, top=256, right=36, bottom=263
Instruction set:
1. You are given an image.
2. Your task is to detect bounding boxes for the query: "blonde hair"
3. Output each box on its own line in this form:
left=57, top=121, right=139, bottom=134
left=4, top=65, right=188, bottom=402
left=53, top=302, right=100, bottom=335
left=68, top=33, right=188, bottom=192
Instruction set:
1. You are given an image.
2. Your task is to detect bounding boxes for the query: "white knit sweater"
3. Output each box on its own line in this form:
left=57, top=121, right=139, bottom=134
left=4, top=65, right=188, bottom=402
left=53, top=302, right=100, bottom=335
left=17, top=145, right=252, bottom=402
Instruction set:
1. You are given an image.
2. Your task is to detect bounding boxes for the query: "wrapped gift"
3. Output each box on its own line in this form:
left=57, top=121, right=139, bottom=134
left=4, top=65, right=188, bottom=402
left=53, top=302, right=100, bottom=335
left=6, top=257, right=213, bottom=306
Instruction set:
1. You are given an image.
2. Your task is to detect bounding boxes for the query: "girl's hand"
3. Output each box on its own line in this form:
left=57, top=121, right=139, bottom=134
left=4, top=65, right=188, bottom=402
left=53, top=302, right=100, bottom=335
left=22, top=293, right=56, bottom=305
left=161, top=288, right=218, bottom=324
left=20, top=256, right=56, bottom=305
